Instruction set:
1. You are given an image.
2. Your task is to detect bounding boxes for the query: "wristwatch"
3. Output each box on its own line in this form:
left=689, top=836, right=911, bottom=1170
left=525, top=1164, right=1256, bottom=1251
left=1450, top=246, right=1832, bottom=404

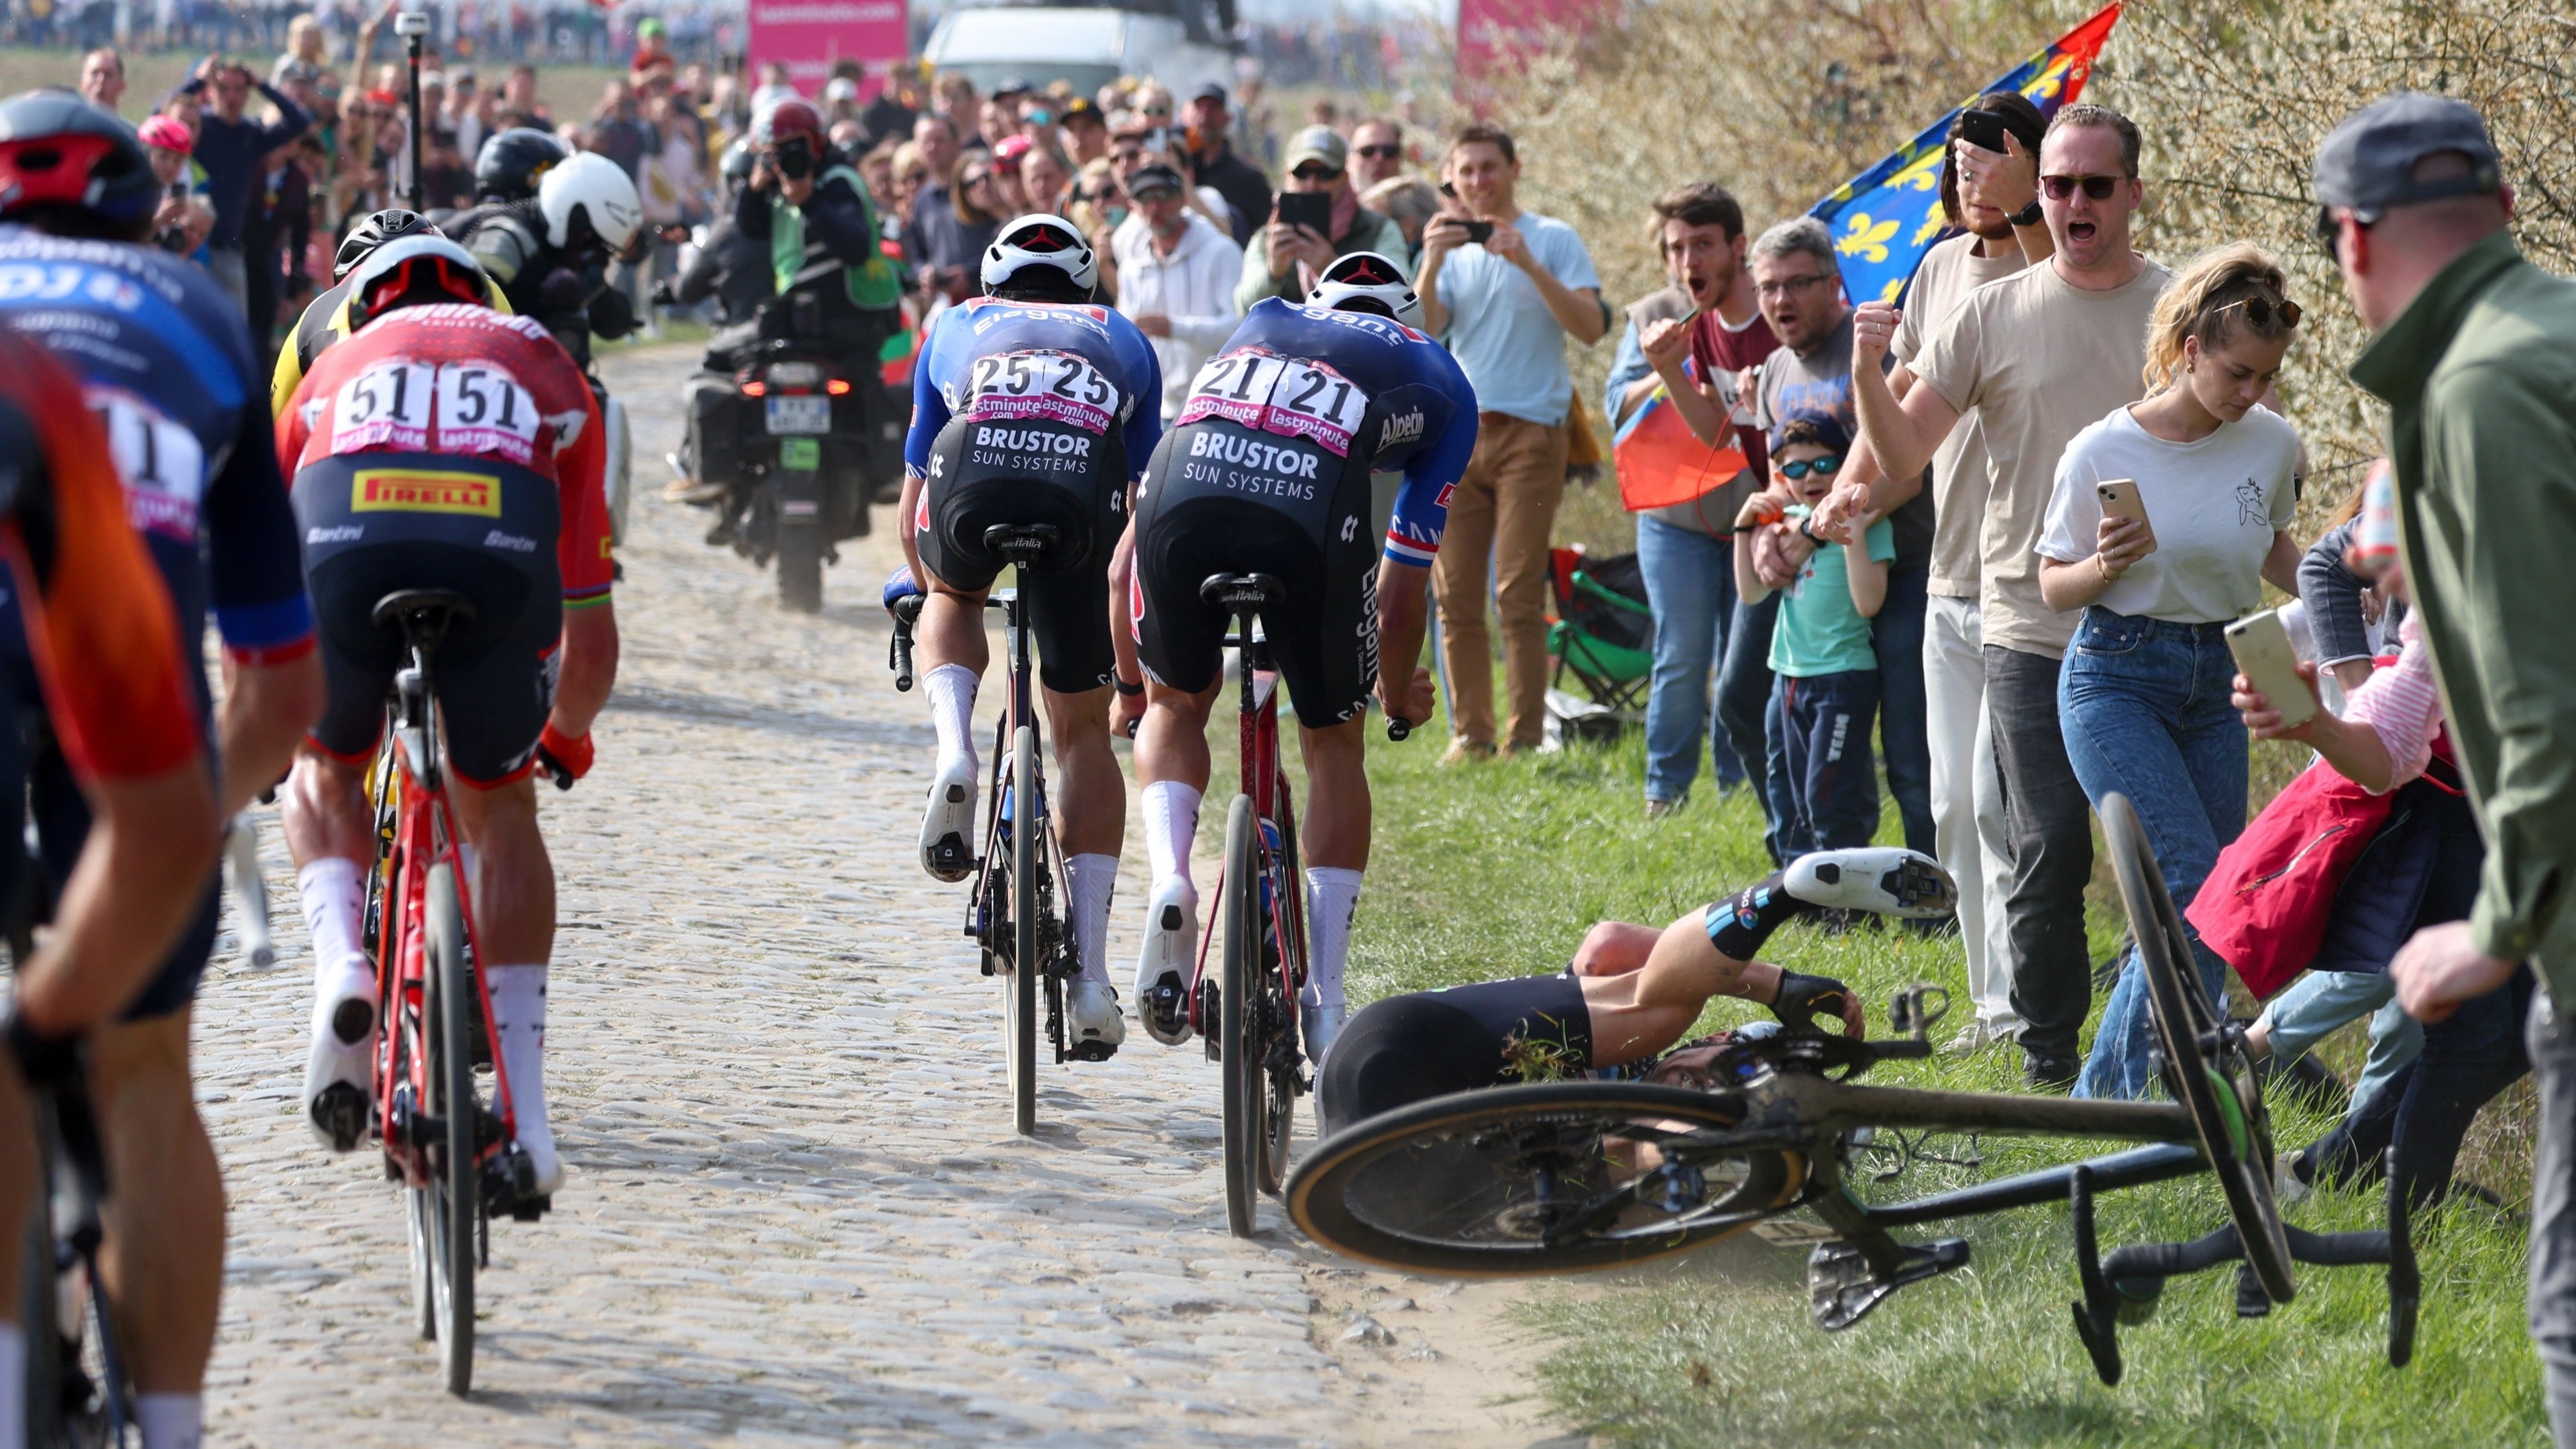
left=1112, top=676, right=1145, bottom=698
left=2008, top=199, right=2044, bottom=228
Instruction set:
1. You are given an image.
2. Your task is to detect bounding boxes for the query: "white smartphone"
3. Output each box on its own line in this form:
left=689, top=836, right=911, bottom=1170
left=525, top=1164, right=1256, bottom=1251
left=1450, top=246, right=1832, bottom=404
left=2226, top=608, right=2316, bottom=730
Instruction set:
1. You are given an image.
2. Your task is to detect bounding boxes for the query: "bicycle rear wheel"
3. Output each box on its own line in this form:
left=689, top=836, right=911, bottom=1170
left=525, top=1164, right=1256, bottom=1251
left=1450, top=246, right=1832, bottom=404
left=1221, top=795, right=1263, bottom=1236
left=2102, top=793, right=2296, bottom=1304
left=1285, top=1081, right=1799, bottom=1277
left=425, top=862, right=478, bottom=1394
left=1006, top=724, right=1039, bottom=1136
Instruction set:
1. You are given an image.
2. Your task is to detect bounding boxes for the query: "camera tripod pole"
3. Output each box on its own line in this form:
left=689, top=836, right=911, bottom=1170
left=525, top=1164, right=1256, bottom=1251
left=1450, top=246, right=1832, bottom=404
left=398, top=8, right=430, bottom=213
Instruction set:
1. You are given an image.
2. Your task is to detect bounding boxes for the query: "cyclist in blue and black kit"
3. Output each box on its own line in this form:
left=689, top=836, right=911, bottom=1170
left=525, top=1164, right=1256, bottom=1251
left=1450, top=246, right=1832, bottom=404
left=0, top=91, right=322, bottom=1449
left=1120, top=252, right=1472, bottom=1060
left=899, top=213, right=1163, bottom=1056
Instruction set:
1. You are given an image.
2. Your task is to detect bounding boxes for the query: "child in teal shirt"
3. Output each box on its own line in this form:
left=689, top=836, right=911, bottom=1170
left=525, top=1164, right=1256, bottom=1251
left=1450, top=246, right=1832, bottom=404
left=1733, top=413, right=1892, bottom=852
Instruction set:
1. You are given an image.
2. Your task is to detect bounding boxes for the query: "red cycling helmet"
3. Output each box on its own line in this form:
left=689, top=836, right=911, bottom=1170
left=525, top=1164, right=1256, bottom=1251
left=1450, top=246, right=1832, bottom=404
left=344, top=235, right=495, bottom=332
left=0, top=90, right=159, bottom=230
left=752, top=98, right=826, bottom=151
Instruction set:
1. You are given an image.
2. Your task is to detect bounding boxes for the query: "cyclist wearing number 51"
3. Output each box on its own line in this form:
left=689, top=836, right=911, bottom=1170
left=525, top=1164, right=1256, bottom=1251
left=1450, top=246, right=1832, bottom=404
left=1118, top=252, right=1471, bottom=1061
left=277, top=236, right=619, bottom=1199
left=901, top=214, right=1163, bottom=1055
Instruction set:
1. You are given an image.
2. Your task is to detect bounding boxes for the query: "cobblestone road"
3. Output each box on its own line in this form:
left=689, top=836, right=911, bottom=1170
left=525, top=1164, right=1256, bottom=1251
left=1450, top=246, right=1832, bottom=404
left=198, top=343, right=1568, bottom=1448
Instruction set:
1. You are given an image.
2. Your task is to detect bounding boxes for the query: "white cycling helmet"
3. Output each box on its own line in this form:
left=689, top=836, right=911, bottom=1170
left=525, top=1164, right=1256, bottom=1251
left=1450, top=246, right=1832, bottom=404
left=980, top=213, right=1098, bottom=295
left=343, top=233, right=496, bottom=331
left=537, top=150, right=644, bottom=253
left=1311, top=251, right=1421, bottom=327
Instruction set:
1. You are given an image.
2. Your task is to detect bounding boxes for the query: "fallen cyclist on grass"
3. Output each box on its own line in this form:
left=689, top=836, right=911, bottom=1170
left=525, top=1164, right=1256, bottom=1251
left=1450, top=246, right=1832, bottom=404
left=1316, top=847, right=1957, bottom=1135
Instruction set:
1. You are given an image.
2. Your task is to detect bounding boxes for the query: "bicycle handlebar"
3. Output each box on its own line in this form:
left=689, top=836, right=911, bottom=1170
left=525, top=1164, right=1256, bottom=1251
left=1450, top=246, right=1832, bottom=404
left=534, top=745, right=578, bottom=792
left=888, top=592, right=924, bottom=692
left=1385, top=715, right=1411, bottom=743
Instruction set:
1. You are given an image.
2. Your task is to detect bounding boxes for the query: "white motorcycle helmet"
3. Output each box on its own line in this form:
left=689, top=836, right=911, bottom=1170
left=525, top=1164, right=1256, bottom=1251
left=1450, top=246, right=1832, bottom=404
left=537, top=151, right=644, bottom=254
left=980, top=213, right=1098, bottom=296
left=1310, top=251, right=1421, bottom=327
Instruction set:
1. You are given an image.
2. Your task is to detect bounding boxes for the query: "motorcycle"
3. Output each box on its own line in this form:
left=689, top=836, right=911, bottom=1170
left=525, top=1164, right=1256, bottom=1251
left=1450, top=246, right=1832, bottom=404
left=678, top=295, right=898, bottom=611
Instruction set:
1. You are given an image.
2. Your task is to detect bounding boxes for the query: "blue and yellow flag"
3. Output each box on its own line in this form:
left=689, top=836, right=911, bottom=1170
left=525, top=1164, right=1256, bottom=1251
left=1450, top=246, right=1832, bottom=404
left=1809, top=3, right=2122, bottom=307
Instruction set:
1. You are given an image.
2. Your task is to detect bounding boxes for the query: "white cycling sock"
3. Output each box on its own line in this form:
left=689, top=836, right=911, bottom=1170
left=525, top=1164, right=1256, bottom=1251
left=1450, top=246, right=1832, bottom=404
left=1303, top=867, right=1362, bottom=1011
left=925, top=663, right=981, bottom=779
left=1141, top=780, right=1201, bottom=894
left=1065, top=854, right=1118, bottom=985
left=135, top=1392, right=201, bottom=1449
left=0, top=1322, right=22, bottom=1449
left=297, top=857, right=373, bottom=1037
left=485, top=963, right=554, bottom=1181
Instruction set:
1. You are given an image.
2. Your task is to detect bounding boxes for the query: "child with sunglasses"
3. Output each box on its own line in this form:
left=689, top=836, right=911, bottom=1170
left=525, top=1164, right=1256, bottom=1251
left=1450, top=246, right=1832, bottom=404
left=2033, top=242, right=2307, bottom=1099
left=1735, top=412, right=1894, bottom=856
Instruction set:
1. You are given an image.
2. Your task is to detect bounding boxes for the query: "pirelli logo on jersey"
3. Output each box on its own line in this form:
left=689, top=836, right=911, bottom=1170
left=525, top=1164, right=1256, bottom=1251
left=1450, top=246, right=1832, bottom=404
left=350, top=467, right=502, bottom=518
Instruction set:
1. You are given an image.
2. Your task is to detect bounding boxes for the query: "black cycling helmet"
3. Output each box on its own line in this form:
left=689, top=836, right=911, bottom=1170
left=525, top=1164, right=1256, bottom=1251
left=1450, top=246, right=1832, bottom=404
left=719, top=137, right=755, bottom=189
left=333, top=207, right=441, bottom=281
left=0, top=89, right=158, bottom=238
left=473, top=126, right=571, bottom=203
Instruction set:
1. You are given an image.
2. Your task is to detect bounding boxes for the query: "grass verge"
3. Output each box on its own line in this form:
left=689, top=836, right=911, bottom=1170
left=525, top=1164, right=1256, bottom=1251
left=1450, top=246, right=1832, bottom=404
left=1344, top=715, right=2543, bottom=1447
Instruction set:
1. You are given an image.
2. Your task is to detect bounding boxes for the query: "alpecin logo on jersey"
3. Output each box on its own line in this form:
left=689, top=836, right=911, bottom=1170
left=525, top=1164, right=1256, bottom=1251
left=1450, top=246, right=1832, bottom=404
left=1377, top=411, right=1426, bottom=450
left=350, top=467, right=502, bottom=517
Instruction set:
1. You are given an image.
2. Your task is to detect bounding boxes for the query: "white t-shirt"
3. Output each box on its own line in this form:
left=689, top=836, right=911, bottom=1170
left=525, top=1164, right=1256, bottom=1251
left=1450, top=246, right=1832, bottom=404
left=2036, top=402, right=2301, bottom=624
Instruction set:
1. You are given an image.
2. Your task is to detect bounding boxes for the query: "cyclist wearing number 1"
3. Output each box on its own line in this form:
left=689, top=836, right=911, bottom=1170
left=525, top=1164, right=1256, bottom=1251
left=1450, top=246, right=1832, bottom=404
left=276, top=235, right=620, bottom=1199
left=1120, top=253, right=1470, bottom=1060
left=900, top=213, right=1163, bottom=1055
left=0, top=92, right=321, bottom=1449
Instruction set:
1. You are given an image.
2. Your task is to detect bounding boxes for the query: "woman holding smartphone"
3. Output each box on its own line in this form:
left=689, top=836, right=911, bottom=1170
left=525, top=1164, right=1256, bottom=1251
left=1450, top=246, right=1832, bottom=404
left=2032, top=243, right=2305, bottom=1099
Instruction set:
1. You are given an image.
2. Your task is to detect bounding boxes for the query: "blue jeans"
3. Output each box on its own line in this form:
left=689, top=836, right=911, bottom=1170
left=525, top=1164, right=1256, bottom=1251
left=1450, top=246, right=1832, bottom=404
left=2060, top=608, right=2248, bottom=1100
left=1778, top=669, right=1882, bottom=854
left=2258, top=971, right=2423, bottom=1117
left=1636, top=515, right=1746, bottom=802
left=1720, top=592, right=1794, bottom=863
left=1872, top=561, right=1935, bottom=857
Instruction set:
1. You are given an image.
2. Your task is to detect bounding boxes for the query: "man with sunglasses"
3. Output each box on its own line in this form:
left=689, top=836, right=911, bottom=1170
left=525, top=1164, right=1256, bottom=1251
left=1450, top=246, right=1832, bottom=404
left=1350, top=118, right=1407, bottom=192
left=1848, top=102, right=2173, bottom=1091
left=1236, top=125, right=1408, bottom=314
left=2322, top=94, right=2576, bottom=1441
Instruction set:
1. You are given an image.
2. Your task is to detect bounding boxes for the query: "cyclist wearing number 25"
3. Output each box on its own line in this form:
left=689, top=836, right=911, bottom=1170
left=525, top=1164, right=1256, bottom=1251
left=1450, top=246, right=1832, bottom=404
left=1119, top=253, right=1473, bottom=1061
left=0, top=93, right=321, bottom=1449
left=901, top=213, right=1163, bottom=1056
left=277, top=236, right=620, bottom=1199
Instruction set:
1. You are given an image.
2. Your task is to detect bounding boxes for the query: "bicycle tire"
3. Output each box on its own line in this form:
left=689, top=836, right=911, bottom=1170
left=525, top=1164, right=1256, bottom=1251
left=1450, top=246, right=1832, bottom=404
left=2102, top=794, right=2296, bottom=1304
left=1263, top=803, right=1300, bottom=1197
left=1285, top=1080, right=1799, bottom=1277
left=1007, top=724, right=1039, bottom=1136
left=427, top=861, right=478, bottom=1394
left=17, top=1180, right=52, bottom=1449
left=1221, top=795, right=1262, bottom=1237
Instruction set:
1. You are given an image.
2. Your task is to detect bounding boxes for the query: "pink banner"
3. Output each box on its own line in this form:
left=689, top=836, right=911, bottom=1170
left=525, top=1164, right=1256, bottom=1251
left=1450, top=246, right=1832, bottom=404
left=746, top=0, right=910, bottom=95
left=1454, top=0, right=1595, bottom=83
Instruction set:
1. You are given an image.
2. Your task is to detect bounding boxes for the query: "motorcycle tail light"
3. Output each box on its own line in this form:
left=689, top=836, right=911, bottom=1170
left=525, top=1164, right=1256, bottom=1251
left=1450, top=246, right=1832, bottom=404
left=767, top=362, right=822, bottom=388
left=742, top=380, right=766, bottom=396
left=826, top=378, right=851, bottom=395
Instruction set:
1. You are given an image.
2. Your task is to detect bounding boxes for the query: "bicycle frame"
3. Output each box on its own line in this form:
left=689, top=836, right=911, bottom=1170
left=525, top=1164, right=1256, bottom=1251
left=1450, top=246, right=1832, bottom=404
left=1189, top=629, right=1307, bottom=1042
left=965, top=584, right=1076, bottom=1063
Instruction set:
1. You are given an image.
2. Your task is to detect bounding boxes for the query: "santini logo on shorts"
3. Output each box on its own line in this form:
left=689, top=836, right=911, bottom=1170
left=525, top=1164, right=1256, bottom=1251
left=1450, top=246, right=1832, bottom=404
left=350, top=467, right=502, bottom=517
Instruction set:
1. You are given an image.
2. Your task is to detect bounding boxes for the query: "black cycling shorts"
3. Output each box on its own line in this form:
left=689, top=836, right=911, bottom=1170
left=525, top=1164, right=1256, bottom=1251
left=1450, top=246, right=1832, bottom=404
left=1131, top=419, right=1379, bottom=730
left=294, top=452, right=563, bottom=787
left=914, top=412, right=1124, bottom=695
left=1317, top=973, right=1593, bottom=1138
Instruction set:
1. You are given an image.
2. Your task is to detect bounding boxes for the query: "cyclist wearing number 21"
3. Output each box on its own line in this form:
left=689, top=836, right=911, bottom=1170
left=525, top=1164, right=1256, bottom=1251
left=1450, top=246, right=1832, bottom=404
left=276, top=236, right=619, bottom=1203
left=1120, top=252, right=1474, bottom=1061
left=900, top=214, right=1163, bottom=1057
left=0, top=92, right=321, bottom=1449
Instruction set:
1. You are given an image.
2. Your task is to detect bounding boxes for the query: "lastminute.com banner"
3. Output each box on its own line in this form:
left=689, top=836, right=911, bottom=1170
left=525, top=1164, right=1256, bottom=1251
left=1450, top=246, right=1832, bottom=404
left=747, top=0, right=910, bottom=99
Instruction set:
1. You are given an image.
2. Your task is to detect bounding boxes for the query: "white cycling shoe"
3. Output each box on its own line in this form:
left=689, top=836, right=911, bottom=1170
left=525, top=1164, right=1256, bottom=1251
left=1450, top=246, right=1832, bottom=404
left=918, top=757, right=978, bottom=882
left=1301, top=999, right=1346, bottom=1068
left=302, top=965, right=377, bottom=1152
left=1132, top=877, right=1198, bottom=1046
left=1067, top=977, right=1126, bottom=1058
left=1784, top=847, right=1958, bottom=919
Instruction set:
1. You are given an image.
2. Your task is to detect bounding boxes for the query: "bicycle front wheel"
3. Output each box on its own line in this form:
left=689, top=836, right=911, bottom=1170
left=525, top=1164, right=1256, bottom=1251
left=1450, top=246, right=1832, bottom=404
left=426, top=862, right=478, bottom=1395
left=1006, top=724, right=1039, bottom=1136
left=1221, top=795, right=1263, bottom=1237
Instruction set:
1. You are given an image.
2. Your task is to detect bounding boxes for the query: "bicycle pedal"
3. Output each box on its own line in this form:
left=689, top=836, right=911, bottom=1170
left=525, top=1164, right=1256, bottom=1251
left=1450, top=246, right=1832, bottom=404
left=1068, top=1040, right=1118, bottom=1063
left=510, top=1193, right=551, bottom=1222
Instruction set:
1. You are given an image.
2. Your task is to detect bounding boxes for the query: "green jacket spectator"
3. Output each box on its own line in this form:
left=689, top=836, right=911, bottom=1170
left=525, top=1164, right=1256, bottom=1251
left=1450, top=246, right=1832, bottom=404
left=1234, top=125, right=1409, bottom=315
left=1235, top=206, right=1407, bottom=314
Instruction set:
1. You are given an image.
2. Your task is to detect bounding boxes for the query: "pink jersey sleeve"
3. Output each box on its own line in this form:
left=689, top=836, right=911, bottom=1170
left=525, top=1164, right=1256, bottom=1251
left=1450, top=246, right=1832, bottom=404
left=2340, top=612, right=2443, bottom=792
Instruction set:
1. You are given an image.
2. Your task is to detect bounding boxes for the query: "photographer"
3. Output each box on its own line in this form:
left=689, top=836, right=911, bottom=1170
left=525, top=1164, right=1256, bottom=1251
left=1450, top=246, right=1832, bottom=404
left=733, top=99, right=904, bottom=355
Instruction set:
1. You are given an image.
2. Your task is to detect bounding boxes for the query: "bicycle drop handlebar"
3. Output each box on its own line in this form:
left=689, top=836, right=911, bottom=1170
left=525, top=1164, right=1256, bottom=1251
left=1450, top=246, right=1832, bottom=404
left=888, top=593, right=924, bottom=692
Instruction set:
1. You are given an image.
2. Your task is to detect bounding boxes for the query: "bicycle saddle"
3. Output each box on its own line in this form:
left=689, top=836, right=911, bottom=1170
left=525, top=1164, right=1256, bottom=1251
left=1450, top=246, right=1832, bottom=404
left=1199, top=572, right=1285, bottom=609
left=372, top=588, right=479, bottom=634
left=982, top=523, right=1061, bottom=562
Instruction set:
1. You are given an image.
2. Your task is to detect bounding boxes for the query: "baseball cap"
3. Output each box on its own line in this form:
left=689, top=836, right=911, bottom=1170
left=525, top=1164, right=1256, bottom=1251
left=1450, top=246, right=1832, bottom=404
left=1127, top=162, right=1185, bottom=199
left=993, top=134, right=1033, bottom=169
left=1061, top=97, right=1104, bottom=127
left=1771, top=409, right=1851, bottom=456
left=138, top=115, right=193, bottom=154
left=2314, top=91, right=2502, bottom=219
left=824, top=76, right=859, bottom=103
left=637, top=16, right=666, bottom=38
left=1284, top=125, right=1347, bottom=175
left=991, top=76, right=1034, bottom=101
left=1191, top=82, right=1228, bottom=106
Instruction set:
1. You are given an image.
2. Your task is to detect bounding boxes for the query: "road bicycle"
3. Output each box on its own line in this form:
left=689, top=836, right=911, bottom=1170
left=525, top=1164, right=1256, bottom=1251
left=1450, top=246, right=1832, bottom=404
left=1191, top=574, right=1411, bottom=1238
left=1286, top=794, right=2420, bottom=1385
left=890, top=525, right=1104, bottom=1138
left=360, top=590, right=550, bottom=1397
left=15, top=1070, right=129, bottom=1447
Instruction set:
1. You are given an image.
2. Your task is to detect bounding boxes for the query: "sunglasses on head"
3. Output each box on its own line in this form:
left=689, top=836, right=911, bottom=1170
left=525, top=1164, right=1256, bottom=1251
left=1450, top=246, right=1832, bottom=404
left=1355, top=144, right=1399, bottom=160
left=1776, top=454, right=1843, bottom=480
left=2217, top=294, right=2302, bottom=329
left=2040, top=172, right=2123, bottom=201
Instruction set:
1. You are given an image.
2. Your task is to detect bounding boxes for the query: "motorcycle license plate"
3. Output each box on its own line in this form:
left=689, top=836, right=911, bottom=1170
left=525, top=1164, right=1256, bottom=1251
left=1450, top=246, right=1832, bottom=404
left=766, top=394, right=832, bottom=435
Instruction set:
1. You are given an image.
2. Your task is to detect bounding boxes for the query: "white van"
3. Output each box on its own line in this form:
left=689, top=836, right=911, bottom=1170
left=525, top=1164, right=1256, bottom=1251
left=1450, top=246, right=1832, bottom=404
left=921, top=5, right=1236, bottom=105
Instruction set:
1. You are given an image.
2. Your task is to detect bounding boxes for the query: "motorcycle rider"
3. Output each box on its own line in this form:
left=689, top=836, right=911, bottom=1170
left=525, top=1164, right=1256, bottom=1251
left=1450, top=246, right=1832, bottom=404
left=665, top=138, right=779, bottom=506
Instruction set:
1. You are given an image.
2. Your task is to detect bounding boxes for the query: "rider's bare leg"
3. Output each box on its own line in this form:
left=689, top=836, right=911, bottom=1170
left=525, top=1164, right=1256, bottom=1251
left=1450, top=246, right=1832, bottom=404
left=1295, top=717, right=1369, bottom=1042
left=1133, top=678, right=1221, bottom=889
left=92, top=1009, right=222, bottom=1419
left=1043, top=683, right=1126, bottom=1001
left=1570, top=920, right=1662, bottom=977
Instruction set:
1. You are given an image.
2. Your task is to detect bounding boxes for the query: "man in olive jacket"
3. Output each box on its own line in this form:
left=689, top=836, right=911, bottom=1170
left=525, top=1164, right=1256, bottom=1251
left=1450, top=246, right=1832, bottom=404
left=1234, top=126, right=1408, bottom=314
left=2331, top=93, right=2576, bottom=1442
